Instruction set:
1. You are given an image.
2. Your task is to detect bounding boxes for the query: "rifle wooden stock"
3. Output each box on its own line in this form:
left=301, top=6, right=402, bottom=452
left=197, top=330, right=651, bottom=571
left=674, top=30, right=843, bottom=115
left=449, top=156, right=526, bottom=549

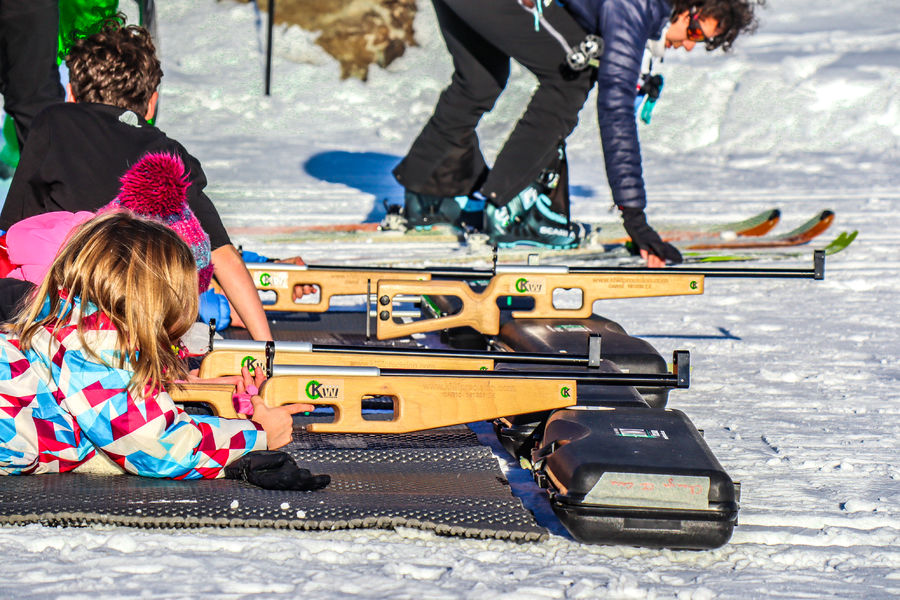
left=260, top=374, right=576, bottom=434
left=198, top=349, right=494, bottom=379
left=168, top=376, right=575, bottom=433
left=247, top=264, right=430, bottom=312
left=168, top=382, right=240, bottom=419
left=375, top=272, right=705, bottom=339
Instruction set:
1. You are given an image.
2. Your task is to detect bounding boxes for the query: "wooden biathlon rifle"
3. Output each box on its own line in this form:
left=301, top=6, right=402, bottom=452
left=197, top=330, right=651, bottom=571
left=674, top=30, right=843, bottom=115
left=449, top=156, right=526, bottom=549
left=245, top=251, right=825, bottom=339
left=199, top=333, right=611, bottom=379
left=171, top=351, right=689, bottom=434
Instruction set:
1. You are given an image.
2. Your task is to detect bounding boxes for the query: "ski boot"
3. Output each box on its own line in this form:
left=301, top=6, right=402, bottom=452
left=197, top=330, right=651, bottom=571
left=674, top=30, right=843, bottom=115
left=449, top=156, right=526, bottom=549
left=491, top=193, right=583, bottom=249
left=483, top=191, right=533, bottom=239
left=484, top=158, right=582, bottom=249
left=402, top=190, right=483, bottom=230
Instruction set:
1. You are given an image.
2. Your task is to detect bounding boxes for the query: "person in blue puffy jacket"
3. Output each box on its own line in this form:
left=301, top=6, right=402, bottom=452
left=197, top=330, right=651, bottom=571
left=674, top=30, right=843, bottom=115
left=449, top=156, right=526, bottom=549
left=393, top=0, right=762, bottom=264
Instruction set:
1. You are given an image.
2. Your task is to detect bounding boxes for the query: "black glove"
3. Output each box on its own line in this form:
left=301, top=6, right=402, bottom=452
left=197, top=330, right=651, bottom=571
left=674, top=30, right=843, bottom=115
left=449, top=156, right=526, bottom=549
left=620, top=207, right=683, bottom=265
left=224, top=451, right=330, bottom=491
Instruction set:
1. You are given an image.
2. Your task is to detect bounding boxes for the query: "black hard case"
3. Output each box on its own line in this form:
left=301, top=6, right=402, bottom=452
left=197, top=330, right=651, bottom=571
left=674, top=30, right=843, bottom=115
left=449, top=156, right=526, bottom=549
left=497, top=317, right=671, bottom=408
left=492, top=358, right=650, bottom=459
left=533, top=407, right=739, bottom=549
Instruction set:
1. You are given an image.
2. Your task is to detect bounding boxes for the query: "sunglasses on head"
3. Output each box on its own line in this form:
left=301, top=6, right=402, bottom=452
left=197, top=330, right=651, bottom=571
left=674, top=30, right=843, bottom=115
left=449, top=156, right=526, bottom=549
left=686, top=8, right=712, bottom=43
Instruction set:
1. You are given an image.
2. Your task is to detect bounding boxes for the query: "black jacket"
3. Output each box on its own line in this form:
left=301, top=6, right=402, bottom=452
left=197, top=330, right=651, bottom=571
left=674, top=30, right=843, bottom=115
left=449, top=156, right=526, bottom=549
left=0, top=102, right=231, bottom=250
left=565, top=0, right=672, bottom=209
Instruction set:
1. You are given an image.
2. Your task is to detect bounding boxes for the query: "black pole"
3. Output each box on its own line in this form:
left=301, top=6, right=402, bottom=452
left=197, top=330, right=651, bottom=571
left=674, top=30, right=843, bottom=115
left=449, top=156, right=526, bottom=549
left=264, top=0, right=275, bottom=95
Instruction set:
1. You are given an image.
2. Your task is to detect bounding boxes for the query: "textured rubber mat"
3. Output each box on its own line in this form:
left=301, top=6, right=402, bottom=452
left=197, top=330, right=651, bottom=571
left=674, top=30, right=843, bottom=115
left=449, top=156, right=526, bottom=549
left=0, top=426, right=547, bottom=542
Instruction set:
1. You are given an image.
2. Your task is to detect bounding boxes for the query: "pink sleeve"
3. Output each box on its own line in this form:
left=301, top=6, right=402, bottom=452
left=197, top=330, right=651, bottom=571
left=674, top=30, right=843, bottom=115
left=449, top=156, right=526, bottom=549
left=6, top=211, right=94, bottom=284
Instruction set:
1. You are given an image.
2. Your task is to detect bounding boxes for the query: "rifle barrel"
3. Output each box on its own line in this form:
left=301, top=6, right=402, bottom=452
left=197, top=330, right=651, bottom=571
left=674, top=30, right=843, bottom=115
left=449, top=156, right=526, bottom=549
left=272, top=354, right=690, bottom=389
left=280, top=250, right=824, bottom=280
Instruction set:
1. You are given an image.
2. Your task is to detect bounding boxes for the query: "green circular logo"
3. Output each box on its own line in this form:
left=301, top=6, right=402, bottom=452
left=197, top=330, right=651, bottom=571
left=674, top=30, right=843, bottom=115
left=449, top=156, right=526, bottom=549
left=560, top=386, right=571, bottom=399
left=305, top=380, right=321, bottom=400
left=690, top=280, right=698, bottom=290
left=259, top=272, right=272, bottom=286
left=240, top=355, right=256, bottom=375
left=515, top=278, right=528, bottom=293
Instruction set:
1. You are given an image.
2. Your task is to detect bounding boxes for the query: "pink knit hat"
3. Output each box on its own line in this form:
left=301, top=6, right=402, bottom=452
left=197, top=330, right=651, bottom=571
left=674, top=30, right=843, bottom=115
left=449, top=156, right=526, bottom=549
left=102, top=152, right=214, bottom=292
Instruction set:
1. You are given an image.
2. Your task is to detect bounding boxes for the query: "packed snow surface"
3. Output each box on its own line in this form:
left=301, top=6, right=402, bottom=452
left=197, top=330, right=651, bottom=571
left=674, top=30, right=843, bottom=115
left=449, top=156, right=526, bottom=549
left=1, top=0, right=899, bottom=598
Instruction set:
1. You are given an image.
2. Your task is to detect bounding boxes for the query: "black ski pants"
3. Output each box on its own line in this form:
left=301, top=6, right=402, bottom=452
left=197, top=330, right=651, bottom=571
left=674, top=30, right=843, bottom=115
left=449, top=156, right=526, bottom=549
left=393, top=0, right=595, bottom=208
left=0, top=0, right=63, bottom=148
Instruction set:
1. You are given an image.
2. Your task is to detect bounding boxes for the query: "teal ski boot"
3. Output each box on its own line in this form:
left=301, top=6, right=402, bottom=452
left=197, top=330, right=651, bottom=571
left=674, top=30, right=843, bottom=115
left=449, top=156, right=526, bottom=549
left=402, top=190, right=483, bottom=230
left=492, top=193, right=583, bottom=249
left=483, top=188, right=535, bottom=239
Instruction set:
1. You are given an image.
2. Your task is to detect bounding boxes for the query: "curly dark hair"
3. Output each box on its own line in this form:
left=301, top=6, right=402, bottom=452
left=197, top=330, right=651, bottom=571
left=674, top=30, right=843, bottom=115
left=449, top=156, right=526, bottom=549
left=670, top=0, right=765, bottom=51
left=66, top=14, right=162, bottom=116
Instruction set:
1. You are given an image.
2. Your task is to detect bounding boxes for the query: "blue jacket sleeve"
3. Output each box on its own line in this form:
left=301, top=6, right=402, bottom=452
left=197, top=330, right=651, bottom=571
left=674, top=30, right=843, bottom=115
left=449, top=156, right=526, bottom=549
left=594, top=0, right=660, bottom=209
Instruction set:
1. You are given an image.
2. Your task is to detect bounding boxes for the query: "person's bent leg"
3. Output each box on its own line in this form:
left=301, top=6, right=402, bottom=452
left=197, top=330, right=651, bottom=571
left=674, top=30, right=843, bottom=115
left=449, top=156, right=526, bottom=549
left=392, top=0, right=510, bottom=198
left=455, top=2, right=595, bottom=208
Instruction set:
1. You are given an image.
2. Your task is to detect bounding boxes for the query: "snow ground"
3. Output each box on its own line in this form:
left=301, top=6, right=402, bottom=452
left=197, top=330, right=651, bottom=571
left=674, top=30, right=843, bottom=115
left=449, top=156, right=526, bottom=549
left=2, top=0, right=899, bottom=598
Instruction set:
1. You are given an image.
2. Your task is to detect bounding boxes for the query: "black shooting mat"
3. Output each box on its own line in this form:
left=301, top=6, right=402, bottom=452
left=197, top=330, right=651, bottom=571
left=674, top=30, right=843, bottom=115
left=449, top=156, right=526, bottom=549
left=0, top=425, right=547, bottom=542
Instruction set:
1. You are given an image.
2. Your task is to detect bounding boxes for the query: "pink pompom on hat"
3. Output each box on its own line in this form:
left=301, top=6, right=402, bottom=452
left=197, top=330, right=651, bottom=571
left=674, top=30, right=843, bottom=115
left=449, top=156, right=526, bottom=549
left=101, top=152, right=214, bottom=292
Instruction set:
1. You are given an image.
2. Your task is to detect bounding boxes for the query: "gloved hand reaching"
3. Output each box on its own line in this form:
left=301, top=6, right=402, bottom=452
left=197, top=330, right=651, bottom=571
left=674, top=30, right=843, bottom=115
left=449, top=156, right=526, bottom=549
left=620, top=207, right=683, bottom=266
left=224, top=450, right=331, bottom=491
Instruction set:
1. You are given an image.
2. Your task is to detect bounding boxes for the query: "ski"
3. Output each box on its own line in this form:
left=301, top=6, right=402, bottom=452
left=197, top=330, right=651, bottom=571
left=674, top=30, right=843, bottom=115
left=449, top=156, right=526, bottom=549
left=426, top=210, right=835, bottom=266
left=679, top=209, right=834, bottom=250
left=609, top=207, right=781, bottom=242
left=230, top=207, right=782, bottom=245
left=685, top=230, right=857, bottom=263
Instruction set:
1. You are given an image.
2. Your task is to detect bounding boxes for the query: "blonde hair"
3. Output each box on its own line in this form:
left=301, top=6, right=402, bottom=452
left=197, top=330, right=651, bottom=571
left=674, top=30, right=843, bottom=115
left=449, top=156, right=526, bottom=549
left=11, top=212, right=199, bottom=393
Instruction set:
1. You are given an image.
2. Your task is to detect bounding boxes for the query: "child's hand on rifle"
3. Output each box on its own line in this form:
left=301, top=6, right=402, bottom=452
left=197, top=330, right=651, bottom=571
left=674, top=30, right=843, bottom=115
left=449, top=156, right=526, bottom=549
left=229, top=364, right=266, bottom=415
left=250, top=398, right=312, bottom=449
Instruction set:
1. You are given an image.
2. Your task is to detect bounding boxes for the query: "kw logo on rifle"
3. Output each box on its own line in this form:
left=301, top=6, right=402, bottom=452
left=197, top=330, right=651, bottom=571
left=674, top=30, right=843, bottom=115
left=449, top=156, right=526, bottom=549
left=253, top=270, right=288, bottom=288
left=514, top=277, right=545, bottom=294
left=305, top=379, right=344, bottom=401
left=241, top=355, right=261, bottom=375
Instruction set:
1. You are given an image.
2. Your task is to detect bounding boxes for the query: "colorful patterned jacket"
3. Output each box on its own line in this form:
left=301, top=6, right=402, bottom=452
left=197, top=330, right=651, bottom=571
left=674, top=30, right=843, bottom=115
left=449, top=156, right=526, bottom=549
left=0, top=301, right=266, bottom=478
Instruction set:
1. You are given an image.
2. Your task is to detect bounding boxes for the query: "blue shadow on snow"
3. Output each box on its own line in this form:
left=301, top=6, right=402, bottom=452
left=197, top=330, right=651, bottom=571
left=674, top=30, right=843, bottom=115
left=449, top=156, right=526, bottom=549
left=303, top=151, right=403, bottom=223
left=303, top=150, right=598, bottom=223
